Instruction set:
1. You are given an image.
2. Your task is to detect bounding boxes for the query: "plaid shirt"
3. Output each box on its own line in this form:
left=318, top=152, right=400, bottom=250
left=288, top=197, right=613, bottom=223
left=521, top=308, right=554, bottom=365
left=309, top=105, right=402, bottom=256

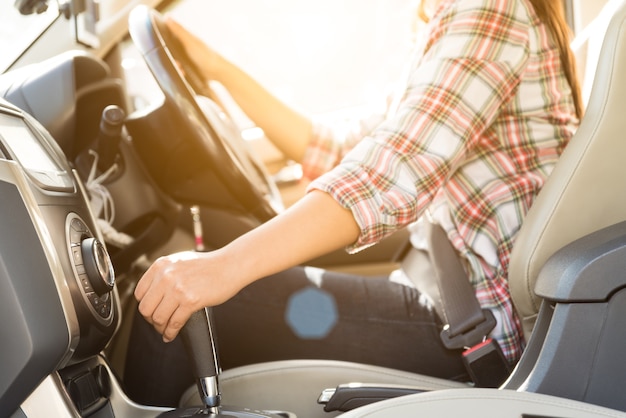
left=303, top=0, right=579, bottom=363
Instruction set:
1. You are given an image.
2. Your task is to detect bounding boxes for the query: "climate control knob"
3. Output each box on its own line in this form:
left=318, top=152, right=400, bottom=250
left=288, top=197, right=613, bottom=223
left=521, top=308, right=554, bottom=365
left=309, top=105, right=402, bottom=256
left=81, top=237, right=115, bottom=296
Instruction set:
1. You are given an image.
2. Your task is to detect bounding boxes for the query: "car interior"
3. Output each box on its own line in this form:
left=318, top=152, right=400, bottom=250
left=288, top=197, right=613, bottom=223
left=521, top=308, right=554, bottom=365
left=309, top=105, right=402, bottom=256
left=2, top=0, right=626, bottom=417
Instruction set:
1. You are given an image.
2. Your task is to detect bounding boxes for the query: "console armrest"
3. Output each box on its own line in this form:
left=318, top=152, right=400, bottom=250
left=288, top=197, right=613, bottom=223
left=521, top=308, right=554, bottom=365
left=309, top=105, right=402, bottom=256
left=535, top=220, right=626, bottom=302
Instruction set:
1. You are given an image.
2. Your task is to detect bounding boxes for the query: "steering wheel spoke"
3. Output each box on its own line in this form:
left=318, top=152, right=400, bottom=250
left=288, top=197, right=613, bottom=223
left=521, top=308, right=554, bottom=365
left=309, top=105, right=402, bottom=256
left=128, top=5, right=282, bottom=222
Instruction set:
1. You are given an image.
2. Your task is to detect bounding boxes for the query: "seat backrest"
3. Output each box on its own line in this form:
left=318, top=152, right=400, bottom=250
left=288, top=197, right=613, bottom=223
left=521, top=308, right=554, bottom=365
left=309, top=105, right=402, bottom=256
left=508, top=0, right=626, bottom=338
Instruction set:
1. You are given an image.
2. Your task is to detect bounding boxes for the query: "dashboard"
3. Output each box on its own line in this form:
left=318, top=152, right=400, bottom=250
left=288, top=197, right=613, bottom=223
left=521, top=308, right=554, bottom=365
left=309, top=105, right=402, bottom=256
left=0, top=99, right=120, bottom=415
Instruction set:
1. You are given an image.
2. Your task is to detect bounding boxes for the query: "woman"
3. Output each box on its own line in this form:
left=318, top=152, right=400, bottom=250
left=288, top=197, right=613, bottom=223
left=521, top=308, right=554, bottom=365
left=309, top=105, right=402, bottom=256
left=130, top=0, right=582, bottom=404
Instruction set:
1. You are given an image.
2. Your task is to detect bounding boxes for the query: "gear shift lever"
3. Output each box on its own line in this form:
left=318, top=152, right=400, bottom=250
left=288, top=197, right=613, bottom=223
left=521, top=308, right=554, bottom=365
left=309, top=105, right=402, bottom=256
left=180, top=308, right=221, bottom=413
left=157, top=207, right=292, bottom=417
left=170, top=306, right=292, bottom=418
left=181, top=206, right=221, bottom=412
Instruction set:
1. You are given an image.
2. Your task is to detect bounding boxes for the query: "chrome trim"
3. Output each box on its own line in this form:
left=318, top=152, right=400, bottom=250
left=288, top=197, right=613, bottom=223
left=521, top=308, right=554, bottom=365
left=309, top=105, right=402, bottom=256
left=102, top=356, right=173, bottom=417
left=20, top=374, right=79, bottom=418
left=198, top=376, right=221, bottom=411
left=0, top=161, right=80, bottom=364
left=20, top=357, right=172, bottom=417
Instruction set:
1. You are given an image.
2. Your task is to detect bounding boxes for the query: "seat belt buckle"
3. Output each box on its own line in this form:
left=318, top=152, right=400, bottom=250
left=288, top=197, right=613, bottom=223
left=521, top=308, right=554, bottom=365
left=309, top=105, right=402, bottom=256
left=440, top=308, right=497, bottom=350
left=462, top=338, right=511, bottom=388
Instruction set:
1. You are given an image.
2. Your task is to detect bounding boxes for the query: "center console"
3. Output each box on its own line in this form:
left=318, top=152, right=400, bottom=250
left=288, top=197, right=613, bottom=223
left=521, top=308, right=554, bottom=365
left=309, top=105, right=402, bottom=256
left=0, top=97, right=296, bottom=418
left=0, top=99, right=124, bottom=417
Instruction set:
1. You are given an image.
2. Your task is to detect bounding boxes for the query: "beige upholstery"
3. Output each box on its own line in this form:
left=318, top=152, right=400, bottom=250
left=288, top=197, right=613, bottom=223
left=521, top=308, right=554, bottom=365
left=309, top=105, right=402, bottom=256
left=337, top=389, right=626, bottom=418
left=509, top=0, right=626, bottom=337
left=181, top=1, right=626, bottom=417
left=180, top=360, right=468, bottom=417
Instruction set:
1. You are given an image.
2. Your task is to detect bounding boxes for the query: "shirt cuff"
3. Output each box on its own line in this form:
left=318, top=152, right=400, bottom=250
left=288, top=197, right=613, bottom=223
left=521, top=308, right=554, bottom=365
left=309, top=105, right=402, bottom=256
left=307, top=165, right=401, bottom=253
left=301, top=122, right=342, bottom=180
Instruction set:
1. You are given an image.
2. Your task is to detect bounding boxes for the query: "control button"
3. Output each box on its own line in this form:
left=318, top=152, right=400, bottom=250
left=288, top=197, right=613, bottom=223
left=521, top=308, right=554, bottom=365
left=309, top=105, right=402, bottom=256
left=71, top=246, right=83, bottom=266
left=75, top=263, right=86, bottom=275
left=70, top=218, right=88, bottom=243
left=81, top=237, right=115, bottom=296
left=79, top=273, right=93, bottom=293
left=71, top=218, right=87, bottom=233
left=69, top=228, right=82, bottom=243
left=86, top=292, right=99, bottom=310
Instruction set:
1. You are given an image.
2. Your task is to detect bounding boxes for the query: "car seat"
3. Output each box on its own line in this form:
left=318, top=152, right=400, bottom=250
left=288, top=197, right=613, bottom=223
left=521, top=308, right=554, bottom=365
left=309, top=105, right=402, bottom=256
left=180, top=0, right=626, bottom=416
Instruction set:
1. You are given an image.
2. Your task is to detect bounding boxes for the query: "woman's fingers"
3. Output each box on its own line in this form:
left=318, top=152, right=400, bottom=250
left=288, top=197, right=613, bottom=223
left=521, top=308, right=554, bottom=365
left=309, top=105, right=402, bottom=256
left=135, top=257, right=178, bottom=329
left=148, top=289, right=181, bottom=336
left=164, top=16, right=201, bottom=53
left=133, top=261, right=154, bottom=302
left=135, top=252, right=209, bottom=341
left=162, top=305, right=195, bottom=343
left=138, top=285, right=193, bottom=343
left=135, top=267, right=163, bottom=321
left=164, top=15, right=219, bottom=80
left=164, top=15, right=186, bottom=38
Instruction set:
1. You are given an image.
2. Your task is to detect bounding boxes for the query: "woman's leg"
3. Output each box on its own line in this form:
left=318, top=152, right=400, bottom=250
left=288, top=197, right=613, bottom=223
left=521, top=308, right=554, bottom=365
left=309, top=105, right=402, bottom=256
left=124, top=266, right=468, bottom=406
left=213, top=266, right=467, bottom=380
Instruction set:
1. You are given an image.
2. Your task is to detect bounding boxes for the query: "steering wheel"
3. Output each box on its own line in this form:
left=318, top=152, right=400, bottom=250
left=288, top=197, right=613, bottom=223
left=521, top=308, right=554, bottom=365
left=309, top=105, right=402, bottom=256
left=128, top=5, right=282, bottom=222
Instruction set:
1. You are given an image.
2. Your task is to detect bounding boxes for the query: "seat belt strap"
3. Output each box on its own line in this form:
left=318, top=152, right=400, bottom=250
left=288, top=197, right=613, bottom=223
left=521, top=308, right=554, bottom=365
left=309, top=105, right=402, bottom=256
left=401, top=221, right=510, bottom=386
left=423, top=221, right=492, bottom=345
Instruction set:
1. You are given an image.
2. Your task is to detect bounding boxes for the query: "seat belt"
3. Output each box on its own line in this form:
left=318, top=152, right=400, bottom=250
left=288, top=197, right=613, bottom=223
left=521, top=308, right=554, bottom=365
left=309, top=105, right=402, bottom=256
left=400, top=221, right=511, bottom=387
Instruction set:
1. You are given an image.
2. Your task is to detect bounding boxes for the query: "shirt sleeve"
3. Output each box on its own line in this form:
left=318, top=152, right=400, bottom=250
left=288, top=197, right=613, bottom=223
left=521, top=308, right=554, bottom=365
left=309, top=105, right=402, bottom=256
left=308, top=0, right=532, bottom=252
left=301, top=109, right=387, bottom=180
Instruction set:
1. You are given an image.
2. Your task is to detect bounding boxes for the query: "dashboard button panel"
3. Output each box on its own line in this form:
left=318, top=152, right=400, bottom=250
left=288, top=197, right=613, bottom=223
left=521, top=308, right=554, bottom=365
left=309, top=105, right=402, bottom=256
left=66, top=213, right=115, bottom=325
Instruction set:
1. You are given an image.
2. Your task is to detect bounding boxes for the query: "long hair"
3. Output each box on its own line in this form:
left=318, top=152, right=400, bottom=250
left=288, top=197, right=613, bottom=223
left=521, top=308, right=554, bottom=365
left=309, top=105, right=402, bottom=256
left=527, top=0, right=584, bottom=119
left=418, top=0, right=584, bottom=119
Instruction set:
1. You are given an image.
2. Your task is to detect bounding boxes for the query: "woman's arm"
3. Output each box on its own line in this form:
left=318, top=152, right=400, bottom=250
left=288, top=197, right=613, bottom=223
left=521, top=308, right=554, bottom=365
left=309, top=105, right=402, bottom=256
left=166, top=17, right=313, bottom=162
left=134, top=190, right=360, bottom=342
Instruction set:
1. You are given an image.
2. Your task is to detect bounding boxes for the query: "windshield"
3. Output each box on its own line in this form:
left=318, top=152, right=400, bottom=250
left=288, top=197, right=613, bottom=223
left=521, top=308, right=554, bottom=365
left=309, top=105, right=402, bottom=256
left=126, top=0, right=417, bottom=118
left=0, top=1, right=60, bottom=73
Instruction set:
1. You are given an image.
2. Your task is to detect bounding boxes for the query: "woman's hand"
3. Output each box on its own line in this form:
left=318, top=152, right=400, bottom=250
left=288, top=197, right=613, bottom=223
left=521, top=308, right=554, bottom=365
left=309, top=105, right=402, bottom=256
left=165, top=15, right=313, bottom=162
left=134, top=191, right=360, bottom=343
left=165, top=16, right=226, bottom=81
left=134, top=250, right=242, bottom=342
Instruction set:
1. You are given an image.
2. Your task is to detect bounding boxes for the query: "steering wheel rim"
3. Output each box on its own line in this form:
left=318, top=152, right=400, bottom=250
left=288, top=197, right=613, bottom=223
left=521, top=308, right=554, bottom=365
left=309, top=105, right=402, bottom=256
left=128, top=5, right=282, bottom=222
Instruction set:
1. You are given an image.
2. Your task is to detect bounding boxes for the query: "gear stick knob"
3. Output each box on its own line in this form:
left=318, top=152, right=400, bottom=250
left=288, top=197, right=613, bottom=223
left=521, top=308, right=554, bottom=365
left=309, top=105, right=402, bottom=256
left=180, top=308, right=221, bottom=412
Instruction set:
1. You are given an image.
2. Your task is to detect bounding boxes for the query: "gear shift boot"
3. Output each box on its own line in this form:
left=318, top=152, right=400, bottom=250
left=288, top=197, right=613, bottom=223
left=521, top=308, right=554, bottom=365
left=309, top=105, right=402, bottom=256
left=156, top=308, right=295, bottom=417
